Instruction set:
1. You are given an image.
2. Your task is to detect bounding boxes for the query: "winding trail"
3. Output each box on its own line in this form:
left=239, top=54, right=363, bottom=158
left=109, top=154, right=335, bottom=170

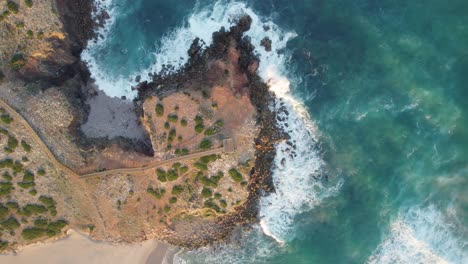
left=0, top=98, right=226, bottom=179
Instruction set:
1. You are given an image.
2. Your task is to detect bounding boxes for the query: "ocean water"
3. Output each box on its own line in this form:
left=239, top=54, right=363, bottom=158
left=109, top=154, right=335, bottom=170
left=83, top=0, right=468, bottom=263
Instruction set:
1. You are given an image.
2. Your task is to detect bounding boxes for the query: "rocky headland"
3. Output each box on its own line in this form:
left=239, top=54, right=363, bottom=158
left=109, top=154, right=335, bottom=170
left=0, top=0, right=285, bottom=251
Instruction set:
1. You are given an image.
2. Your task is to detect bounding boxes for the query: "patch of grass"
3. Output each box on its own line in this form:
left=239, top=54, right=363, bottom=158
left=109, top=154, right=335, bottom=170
left=147, top=186, right=165, bottom=199
left=167, top=114, right=178, bottom=123
left=9, top=53, right=27, bottom=71
left=7, top=1, right=19, bottom=14
left=201, top=187, right=212, bottom=198
left=156, top=168, right=167, bottom=182
left=199, top=139, right=212, bottom=150
left=155, top=103, right=164, bottom=116
left=169, top=196, right=177, bottom=204
left=21, top=140, right=31, bottom=152
left=229, top=168, right=243, bottom=182
left=171, top=185, right=183, bottom=195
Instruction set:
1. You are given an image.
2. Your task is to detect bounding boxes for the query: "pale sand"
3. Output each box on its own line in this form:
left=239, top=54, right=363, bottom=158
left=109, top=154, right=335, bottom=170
left=0, top=230, right=172, bottom=264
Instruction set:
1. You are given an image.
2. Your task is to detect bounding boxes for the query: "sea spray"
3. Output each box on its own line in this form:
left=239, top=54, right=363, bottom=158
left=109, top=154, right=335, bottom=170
left=367, top=205, right=468, bottom=264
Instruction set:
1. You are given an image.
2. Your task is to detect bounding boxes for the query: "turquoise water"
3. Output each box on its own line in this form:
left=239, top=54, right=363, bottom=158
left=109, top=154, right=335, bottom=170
left=84, top=0, right=468, bottom=263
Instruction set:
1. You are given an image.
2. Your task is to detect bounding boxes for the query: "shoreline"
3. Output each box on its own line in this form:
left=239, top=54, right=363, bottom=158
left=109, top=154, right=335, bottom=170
left=0, top=229, right=171, bottom=264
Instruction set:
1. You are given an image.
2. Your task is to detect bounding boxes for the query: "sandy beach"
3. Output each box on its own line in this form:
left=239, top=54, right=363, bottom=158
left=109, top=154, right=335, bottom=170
left=0, top=230, right=173, bottom=264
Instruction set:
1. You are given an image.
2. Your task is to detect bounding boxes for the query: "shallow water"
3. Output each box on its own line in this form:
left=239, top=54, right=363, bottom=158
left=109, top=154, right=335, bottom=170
left=83, top=0, right=468, bottom=263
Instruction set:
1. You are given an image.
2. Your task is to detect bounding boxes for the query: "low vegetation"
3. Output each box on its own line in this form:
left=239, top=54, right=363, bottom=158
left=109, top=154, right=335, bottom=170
left=199, top=138, right=212, bottom=150
left=9, top=53, right=27, bottom=70
left=147, top=186, right=166, bottom=199
left=229, top=168, right=243, bottom=182
left=155, top=103, right=164, bottom=116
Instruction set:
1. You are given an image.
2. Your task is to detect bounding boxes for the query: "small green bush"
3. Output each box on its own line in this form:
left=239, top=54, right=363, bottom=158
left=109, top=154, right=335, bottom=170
left=181, top=148, right=189, bottom=155
left=171, top=185, right=183, bottom=195
left=0, top=204, right=9, bottom=219
left=220, top=199, right=227, bottom=208
left=7, top=136, right=18, bottom=150
left=9, top=53, right=27, bottom=71
left=22, top=227, right=45, bottom=240
left=194, top=123, right=204, bottom=133
left=204, top=199, right=220, bottom=212
left=155, top=103, right=164, bottom=116
left=199, top=139, right=212, bottom=150
left=1, top=114, right=13, bottom=124
left=167, top=129, right=176, bottom=143
left=167, top=114, right=178, bottom=123
left=0, top=182, right=14, bottom=196
left=38, top=196, right=57, bottom=216
left=29, top=189, right=37, bottom=196
left=47, top=220, right=67, bottom=233
left=164, top=205, right=170, bottom=212
left=201, top=187, right=212, bottom=198
left=27, top=30, right=34, bottom=38
left=5, top=201, right=19, bottom=211
left=164, top=122, right=170, bottom=129
left=200, top=154, right=218, bottom=164
left=214, top=193, right=222, bottom=199
left=22, top=204, right=47, bottom=216
left=21, top=140, right=31, bottom=152
left=180, top=119, right=187, bottom=127
left=172, top=162, right=181, bottom=170
left=179, top=166, right=188, bottom=174
left=2, top=172, right=12, bottom=181
left=204, top=128, right=216, bottom=136
left=25, top=0, right=33, bottom=8
left=34, top=218, right=48, bottom=228
left=194, top=115, right=203, bottom=125
left=37, top=31, right=44, bottom=39
left=37, top=168, right=46, bottom=176
left=156, top=168, right=167, bottom=182
left=194, top=162, right=207, bottom=171
left=169, top=196, right=177, bottom=204
left=0, top=240, right=8, bottom=251
left=1, top=217, right=20, bottom=230
left=16, top=21, right=24, bottom=28
left=147, top=187, right=165, bottom=199
left=229, top=168, right=243, bottom=182
left=23, top=170, right=34, bottom=182
left=166, top=169, right=178, bottom=181
left=7, top=1, right=19, bottom=14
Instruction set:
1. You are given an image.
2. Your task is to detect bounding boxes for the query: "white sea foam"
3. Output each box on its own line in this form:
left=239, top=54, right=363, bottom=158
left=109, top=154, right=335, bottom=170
left=367, top=205, right=468, bottom=264
left=85, top=0, right=342, bottom=246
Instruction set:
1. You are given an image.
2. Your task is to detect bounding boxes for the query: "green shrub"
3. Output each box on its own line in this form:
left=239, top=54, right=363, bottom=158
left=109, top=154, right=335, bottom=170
left=2, top=172, right=12, bottom=181
left=195, top=123, right=204, bottom=133
left=23, top=170, right=34, bottom=182
left=155, top=103, right=164, bottom=116
left=16, top=21, right=24, bottom=28
left=220, top=200, right=227, bottom=208
left=214, top=193, right=222, bottom=199
left=172, top=162, right=181, bottom=170
left=27, top=30, right=33, bottom=38
left=199, top=139, right=212, bottom=150
left=29, top=189, right=37, bottom=196
left=204, top=128, right=216, bottom=136
left=177, top=135, right=183, bottom=142
left=181, top=148, right=189, bottom=155
left=1, top=113, right=13, bottom=124
left=171, top=185, right=183, bottom=195
left=34, top=218, right=48, bottom=228
left=167, top=129, right=176, bottom=143
left=204, top=199, right=220, bottom=212
left=180, top=119, right=187, bottom=126
left=22, top=227, right=45, bottom=240
left=37, top=31, right=44, bottom=39
left=147, top=187, right=165, bottom=199
left=37, top=168, right=46, bottom=176
left=214, top=119, right=224, bottom=128
left=0, top=240, right=8, bottom=251
left=1, top=217, right=20, bottom=230
left=47, top=220, right=67, bottom=233
left=167, top=114, right=178, bottom=123
left=21, top=140, right=31, bottom=152
left=200, top=154, right=218, bottom=164
left=5, top=201, right=19, bottom=211
left=22, top=156, right=29, bottom=162
left=199, top=176, right=217, bottom=188
left=0, top=182, right=14, bottom=196
left=38, top=196, right=56, bottom=215
left=195, top=115, right=203, bottom=125
left=201, top=187, right=212, bottom=198
left=164, top=205, right=170, bottom=212
left=166, top=169, right=178, bottom=181
left=17, top=181, right=34, bottom=189
left=156, top=168, right=167, bottom=182
left=9, top=53, right=27, bottom=71
left=7, top=136, right=18, bottom=150
left=7, top=1, right=19, bottom=14
left=22, top=204, right=47, bottom=216
left=169, top=197, right=177, bottom=204
left=228, top=168, right=243, bottom=182
left=179, top=166, right=188, bottom=174
left=164, top=122, right=170, bottom=129
left=0, top=128, right=8, bottom=135
left=0, top=71, right=4, bottom=83
left=0, top=204, right=9, bottom=219
left=194, top=162, right=207, bottom=171
left=25, top=0, right=33, bottom=8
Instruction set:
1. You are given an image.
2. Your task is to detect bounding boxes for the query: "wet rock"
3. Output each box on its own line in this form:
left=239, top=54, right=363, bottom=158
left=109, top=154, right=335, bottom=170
left=260, top=37, right=272, bottom=52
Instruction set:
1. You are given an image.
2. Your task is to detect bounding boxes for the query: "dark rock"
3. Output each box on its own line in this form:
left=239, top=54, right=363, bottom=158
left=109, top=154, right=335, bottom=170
left=260, top=37, right=272, bottom=52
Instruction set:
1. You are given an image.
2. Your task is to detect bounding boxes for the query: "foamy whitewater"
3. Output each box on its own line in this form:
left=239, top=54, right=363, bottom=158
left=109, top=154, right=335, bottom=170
left=367, top=206, right=467, bottom=264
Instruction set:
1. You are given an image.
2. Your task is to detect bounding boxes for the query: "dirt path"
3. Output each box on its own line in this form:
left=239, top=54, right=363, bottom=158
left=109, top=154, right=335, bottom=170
left=0, top=98, right=226, bottom=179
